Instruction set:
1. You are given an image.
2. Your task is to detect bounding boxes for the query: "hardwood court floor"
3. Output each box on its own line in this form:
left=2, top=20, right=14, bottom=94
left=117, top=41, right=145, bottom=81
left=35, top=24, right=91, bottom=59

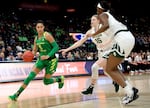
left=0, top=72, right=150, bottom=108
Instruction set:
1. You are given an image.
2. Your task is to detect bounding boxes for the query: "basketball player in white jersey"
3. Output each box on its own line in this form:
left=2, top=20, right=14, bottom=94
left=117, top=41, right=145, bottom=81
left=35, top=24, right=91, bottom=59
left=59, top=15, right=119, bottom=94
left=85, top=2, right=139, bottom=104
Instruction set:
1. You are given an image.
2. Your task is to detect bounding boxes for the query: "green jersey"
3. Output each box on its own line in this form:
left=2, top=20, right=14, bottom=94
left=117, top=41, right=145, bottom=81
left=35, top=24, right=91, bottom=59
left=36, top=32, right=53, bottom=57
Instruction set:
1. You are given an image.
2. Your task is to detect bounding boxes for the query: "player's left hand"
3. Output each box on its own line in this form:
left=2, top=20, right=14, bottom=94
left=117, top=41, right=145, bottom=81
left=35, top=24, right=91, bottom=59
left=40, top=55, right=49, bottom=60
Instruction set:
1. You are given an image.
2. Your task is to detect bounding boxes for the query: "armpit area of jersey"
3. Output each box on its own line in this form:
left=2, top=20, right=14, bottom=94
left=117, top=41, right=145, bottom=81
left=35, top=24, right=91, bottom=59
left=114, top=29, right=129, bottom=36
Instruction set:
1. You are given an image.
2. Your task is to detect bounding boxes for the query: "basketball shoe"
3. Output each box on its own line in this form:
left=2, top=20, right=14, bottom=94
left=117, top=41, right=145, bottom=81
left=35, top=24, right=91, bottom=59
left=8, top=94, right=18, bottom=101
left=58, top=76, right=64, bottom=89
left=112, top=81, right=119, bottom=93
left=122, top=87, right=139, bottom=104
left=81, top=85, right=94, bottom=95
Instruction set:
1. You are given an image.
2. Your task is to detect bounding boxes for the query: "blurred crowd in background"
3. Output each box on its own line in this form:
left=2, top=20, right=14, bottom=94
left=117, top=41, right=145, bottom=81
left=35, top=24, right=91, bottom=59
left=0, top=9, right=149, bottom=74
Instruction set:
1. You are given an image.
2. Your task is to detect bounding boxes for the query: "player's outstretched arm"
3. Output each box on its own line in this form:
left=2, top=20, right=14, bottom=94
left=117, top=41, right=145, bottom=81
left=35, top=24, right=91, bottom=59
left=59, top=35, right=89, bottom=55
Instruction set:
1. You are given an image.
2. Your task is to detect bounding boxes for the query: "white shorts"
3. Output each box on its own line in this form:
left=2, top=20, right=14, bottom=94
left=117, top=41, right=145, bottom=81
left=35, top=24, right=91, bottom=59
left=102, top=31, right=135, bottom=58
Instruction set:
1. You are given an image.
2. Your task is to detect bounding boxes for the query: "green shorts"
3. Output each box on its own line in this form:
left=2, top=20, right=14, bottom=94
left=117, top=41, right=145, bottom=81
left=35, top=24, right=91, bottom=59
left=35, top=58, right=58, bottom=75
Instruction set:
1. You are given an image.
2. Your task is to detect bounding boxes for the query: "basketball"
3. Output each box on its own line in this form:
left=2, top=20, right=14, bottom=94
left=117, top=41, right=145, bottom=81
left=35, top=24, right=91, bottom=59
left=22, top=50, right=34, bottom=62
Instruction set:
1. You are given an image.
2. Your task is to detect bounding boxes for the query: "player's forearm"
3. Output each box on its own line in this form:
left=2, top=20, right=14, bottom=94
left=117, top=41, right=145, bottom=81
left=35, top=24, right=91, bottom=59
left=93, top=25, right=109, bottom=37
left=66, top=42, right=80, bottom=52
left=48, top=41, right=59, bottom=57
left=67, top=36, right=88, bottom=52
left=32, top=45, right=37, bottom=55
left=32, top=41, right=37, bottom=55
left=32, top=50, right=37, bottom=55
left=66, top=39, right=85, bottom=52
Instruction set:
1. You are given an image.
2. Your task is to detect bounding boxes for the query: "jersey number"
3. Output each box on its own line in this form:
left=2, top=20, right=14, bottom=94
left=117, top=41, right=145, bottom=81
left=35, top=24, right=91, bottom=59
left=38, top=44, right=44, bottom=52
left=95, top=38, right=102, bottom=43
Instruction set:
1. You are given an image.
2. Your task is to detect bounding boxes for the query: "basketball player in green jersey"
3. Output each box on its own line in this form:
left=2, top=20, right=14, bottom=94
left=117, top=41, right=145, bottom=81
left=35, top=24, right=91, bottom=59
left=8, top=20, right=64, bottom=101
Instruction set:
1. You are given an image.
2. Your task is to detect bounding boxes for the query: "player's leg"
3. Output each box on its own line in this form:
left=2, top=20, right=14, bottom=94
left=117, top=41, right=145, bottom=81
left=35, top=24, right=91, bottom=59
left=106, top=54, right=128, bottom=87
left=106, top=53, right=139, bottom=104
left=112, top=64, right=126, bottom=93
left=115, top=32, right=139, bottom=104
left=82, top=58, right=107, bottom=94
left=8, top=60, right=44, bottom=101
left=99, top=50, right=120, bottom=93
left=81, top=63, right=99, bottom=94
left=43, top=58, right=64, bottom=89
left=117, top=66, right=132, bottom=88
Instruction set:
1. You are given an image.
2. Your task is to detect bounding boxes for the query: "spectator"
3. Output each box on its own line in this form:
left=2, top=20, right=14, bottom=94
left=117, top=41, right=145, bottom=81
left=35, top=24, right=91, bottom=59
left=0, top=48, right=5, bottom=61
left=5, top=46, right=16, bottom=59
left=0, top=36, right=5, bottom=49
left=73, top=50, right=81, bottom=60
left=15, top=52, right=23, bottom=60
left=67, top=52, right=74, bottom=61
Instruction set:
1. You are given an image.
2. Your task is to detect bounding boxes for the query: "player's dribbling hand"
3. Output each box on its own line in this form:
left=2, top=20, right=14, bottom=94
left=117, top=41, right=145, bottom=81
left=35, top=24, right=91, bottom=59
left=40, top=55, right=49, bottom=60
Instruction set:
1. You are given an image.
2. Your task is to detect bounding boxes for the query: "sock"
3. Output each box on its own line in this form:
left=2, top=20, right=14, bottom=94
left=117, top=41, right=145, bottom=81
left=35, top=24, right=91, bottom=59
left=124, top=85, right=133, bottom=97
left=43, top=77, right=60, bottom=85
left=14, top=71, right=36, bottom=97
left=15, top=87, right=24, bottom=97
left=125, top=80, right=132, bottom=88
left=57, top=77, right=61, bottom=82
left=90, top=83, right=95, bottom=88
left=24, top=72, right=36, bottom=85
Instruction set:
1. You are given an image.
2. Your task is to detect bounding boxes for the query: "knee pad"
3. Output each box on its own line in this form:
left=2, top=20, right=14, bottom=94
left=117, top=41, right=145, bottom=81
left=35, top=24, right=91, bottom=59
left=91, top=63, right=100, bottom=79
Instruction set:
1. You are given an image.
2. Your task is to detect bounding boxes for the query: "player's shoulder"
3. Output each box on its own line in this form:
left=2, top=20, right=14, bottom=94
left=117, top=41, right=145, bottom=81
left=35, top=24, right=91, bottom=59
left=103, top=12, right=112, bottom=17
left=44, top=31, right=50, bottom=36
left=99, top=12, right=109, bottom=19
left=44, top=31, right=53, bottom=37
left=43, top=31, right=54, bottom=41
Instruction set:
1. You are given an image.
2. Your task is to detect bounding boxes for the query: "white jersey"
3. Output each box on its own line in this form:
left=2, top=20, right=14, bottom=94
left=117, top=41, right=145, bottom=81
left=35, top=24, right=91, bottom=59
left=103, top=12, right=128, bottom=37
left=90, top=24, right=114, bottom=58
left=91, top=32, right=113, bottom=51
left=103, top=12, right=135, bottom=58
left=91, top=24, right=114, bottom=52
left=90, top=11, right=128, bottom=51
left=91, top=12, right=135, bottom=58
